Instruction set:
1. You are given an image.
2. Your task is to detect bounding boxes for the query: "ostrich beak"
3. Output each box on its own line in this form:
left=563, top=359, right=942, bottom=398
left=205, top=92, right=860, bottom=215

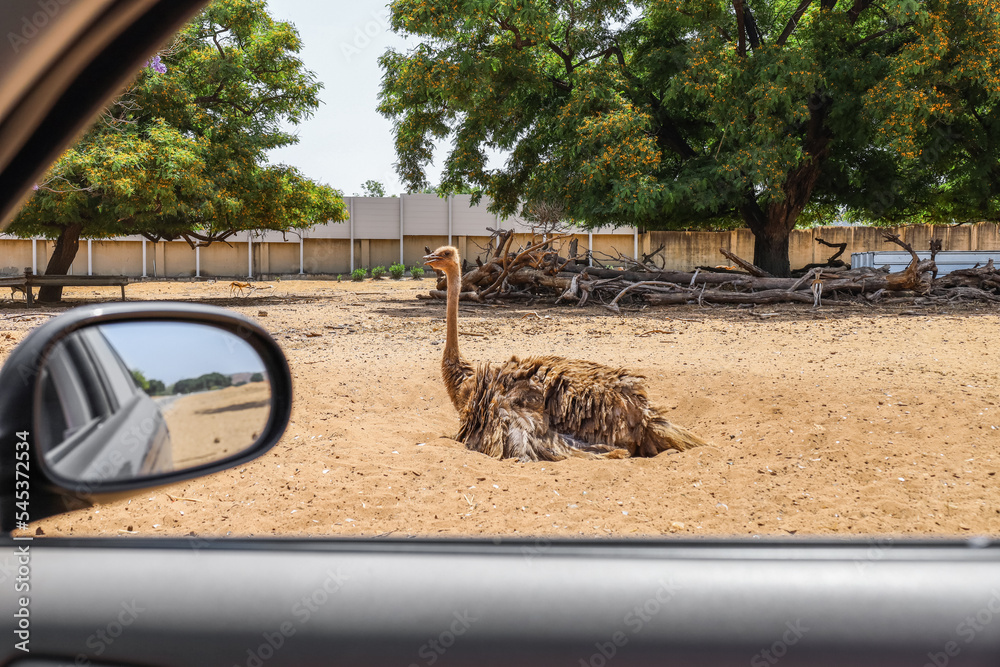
left=423, top=252, right=442, bottom=265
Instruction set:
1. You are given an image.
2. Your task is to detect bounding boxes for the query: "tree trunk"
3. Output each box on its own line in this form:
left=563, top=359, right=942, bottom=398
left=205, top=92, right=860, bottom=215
left=38, top=223, right=83, bottom=302
left=740, top=164, right=824, bottom=278
left=740, top=95, right=832, bottom=278
left=751, top=227, right=792, bottom=277
left=739, top=199, right=793, bottom=277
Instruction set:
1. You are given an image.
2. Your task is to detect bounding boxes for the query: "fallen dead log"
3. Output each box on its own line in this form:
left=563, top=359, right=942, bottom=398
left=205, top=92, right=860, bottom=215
left=560, top=263, right=884, bottom=287
left=646, top=289, right=817, bottom=306
left=420, top=231, right=1000, bottom=310
left=931, top=286, right=1000, bottom=303
left=506, top=268, right=574, bottom=291
left=720, top=248, right=772, bottom=277
left=418, top=290, right=484, bottom=302
left=934, top=259, right=1000, bottom=290
left=881, top=232, right=936, bottom=291
left=434, top=266, right=925, bottom=307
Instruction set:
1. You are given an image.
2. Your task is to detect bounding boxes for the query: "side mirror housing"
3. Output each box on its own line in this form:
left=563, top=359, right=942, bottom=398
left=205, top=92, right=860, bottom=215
left=0, top=302, right=292, bottom=532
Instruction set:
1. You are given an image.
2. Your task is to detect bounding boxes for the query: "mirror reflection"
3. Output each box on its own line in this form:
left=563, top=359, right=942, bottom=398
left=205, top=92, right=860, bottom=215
left=36, top=321, right=272, bottom=485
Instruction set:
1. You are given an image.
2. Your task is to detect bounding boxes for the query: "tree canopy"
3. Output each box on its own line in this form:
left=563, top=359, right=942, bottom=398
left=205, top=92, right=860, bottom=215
left=8, top=0, right=347, bottom=299
left=361, top=179, right=389, bottom=197
left=379, top=0, right=1000, bottom=276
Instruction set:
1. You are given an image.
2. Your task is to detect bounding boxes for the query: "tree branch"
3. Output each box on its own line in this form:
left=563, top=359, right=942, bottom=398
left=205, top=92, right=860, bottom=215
left=573, top=45, right=619, bottom=70
left=846, top=0, right=873, bottom=25
left=547, top=75, right=572, bottom=91
left=815, top=237, right=847, bottom=262
left=849, top=20, right=915, bottom=49
left=734, top=0, right=746, bottom=56
left=493, top=14, right=537, bottom=49
left=744, top=5, right=763, bottom=50
left=209, top=25, right=229, bottom=58
left=776, top=0, right=813, bottom=47
left=546, top=40, right=574, bottom=72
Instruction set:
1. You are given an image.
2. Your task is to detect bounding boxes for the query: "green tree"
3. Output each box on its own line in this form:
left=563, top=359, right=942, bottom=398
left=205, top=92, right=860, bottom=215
left=379, top=0, right=999, bottom=276
left=131, top=369, right=151, bottom=392
left=147, top=379, right=167, bottom=396
left=856, top=0, right=1000, bottom=225
left=174, top=371, right=232, bottom=394
left=408, top=183, right=478, bottom=195
left=8, top=0, right=347, bottom=301
left=130, top=370, right=166, bottom=395
left=361, top=179, right=388, bottom=197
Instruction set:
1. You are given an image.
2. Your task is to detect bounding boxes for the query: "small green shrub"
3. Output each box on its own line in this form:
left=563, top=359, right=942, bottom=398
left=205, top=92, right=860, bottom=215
left=371, top=265, right=387, bottom=280
left=410, top=266, right=425, bottom=280
left=389, top=262, right=406, bottom=280
left=336, top=274, right=342, bottom=282
left=351, top=268, right=366, bottom=282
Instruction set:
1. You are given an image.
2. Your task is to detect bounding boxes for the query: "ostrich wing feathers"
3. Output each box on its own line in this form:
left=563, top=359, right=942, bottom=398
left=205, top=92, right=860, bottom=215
left=456, top=356, right=702, bottom=462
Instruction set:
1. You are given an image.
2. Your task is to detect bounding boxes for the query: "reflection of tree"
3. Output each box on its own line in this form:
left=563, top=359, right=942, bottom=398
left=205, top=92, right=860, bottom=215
left=131, top=369, right=149, bottom=391
left=131, top=369, right=168, bottom=396
left=173, top=372, right=232, bottom=395
left=134, top=371, right=260, bottom=395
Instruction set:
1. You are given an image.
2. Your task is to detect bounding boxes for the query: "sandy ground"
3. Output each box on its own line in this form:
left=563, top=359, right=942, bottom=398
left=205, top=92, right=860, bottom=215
left=163, top=382, right=271, bottom=469
left=2, top=277, right=1000, bottom=539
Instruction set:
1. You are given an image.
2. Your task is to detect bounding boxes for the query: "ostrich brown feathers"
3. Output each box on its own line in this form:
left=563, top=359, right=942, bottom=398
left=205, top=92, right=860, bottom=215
left=424, top=246, right=708, bottom=462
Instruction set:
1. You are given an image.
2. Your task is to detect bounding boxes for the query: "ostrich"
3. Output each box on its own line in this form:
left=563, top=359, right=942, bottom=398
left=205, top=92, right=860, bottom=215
left=424, top=246, right=708, bottom=462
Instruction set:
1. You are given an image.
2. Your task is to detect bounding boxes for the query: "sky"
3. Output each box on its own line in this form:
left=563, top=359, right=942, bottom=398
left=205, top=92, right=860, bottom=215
left=99, top=322, right=266, bottom=386
left=265, top=0, right=444, bottom=197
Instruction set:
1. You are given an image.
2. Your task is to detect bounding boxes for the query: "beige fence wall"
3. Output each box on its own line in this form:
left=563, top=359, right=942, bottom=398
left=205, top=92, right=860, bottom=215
left=0, top=194, right=640, bottom=277
left=646, top=224, right=1000, bottom=272
left=91, top=241, right=143, bottom=276
left=2, top=194, right=997, bottom=278
left=0, top=239, right=33, bottom=275
left=302, top=239, right=347, bottom=275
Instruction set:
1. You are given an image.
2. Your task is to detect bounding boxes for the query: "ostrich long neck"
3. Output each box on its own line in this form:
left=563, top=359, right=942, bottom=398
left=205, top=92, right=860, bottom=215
left=444, top=263, right=462, bottom=368
left=441, top=261, right=470, bottom=409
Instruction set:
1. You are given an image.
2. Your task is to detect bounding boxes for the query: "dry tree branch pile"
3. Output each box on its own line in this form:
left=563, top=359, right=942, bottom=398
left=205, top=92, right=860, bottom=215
left=418, top=231, right=1000, bottom=310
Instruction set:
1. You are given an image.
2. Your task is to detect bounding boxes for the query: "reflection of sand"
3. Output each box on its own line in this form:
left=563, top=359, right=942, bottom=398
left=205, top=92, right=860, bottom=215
left=162, top=382, right=271, bottom=469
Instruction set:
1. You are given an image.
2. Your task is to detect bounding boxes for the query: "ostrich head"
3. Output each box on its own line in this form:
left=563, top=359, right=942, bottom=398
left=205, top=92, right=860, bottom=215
left=423, top=246, right=460, bottom=273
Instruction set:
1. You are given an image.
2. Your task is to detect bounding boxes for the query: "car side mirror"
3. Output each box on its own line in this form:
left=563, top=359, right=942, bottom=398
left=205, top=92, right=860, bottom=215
left=0, top=303, right=292, bottom=532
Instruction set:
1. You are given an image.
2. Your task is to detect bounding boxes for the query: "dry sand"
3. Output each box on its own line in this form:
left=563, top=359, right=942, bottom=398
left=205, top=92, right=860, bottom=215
left=163, top=381, right=271, bottom=469
left=2, top=278, right=999, bottom=538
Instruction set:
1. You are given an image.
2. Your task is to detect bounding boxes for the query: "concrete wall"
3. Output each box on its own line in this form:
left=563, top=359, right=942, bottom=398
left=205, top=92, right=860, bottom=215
left=164, top=242, right=196, bottom=277
left=368, top=240, right=400, bottom=270
left=0, top=239, right=34, bottom=275
left=303, top=239, right=348, bottom=275
left=352, top=197, right=400, bottom=240
left=405, top=236, right=448, bottom=269
left=200, top=241, right=248, bottom=278
left=452, top=195, right=498, bottom=236
left=3, top=201, right=998, bottom=278
left=645, top=224, right=1000, bottom=272
left=91, top=241, right=143, bottom=276
left=592, top=233, right=638, bottom=267
left=647, top=229, right=756, bottom=271
left=403, top=194, right=448, bottom=236
left=267, top=242, right=300, bottom=276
